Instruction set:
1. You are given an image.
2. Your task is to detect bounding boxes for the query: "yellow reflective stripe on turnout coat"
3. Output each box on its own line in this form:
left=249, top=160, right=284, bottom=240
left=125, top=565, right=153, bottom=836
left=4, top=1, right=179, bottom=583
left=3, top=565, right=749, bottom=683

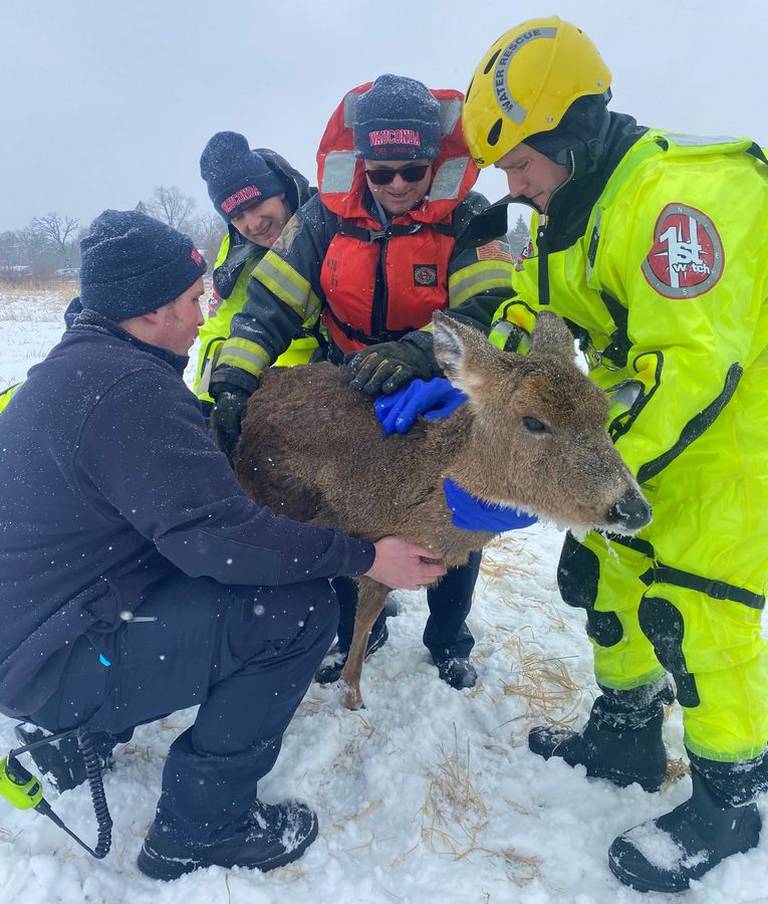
left=194, top=232, right=321, bottom=403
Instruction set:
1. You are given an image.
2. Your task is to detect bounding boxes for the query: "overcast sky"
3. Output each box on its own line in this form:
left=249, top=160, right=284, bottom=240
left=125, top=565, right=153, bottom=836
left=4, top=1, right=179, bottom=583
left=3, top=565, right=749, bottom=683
left=1, top=0, right=766, bottom=232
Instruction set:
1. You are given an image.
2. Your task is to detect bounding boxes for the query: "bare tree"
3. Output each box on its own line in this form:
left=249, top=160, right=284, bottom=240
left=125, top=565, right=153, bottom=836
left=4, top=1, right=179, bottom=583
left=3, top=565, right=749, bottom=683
left=0, top=230, right=28, bottom=280
left=30, top=213, right=80, bottom=264
left=144, top=186, right=197, bottom=232
left=0, top=228, right=47, bottom=281
left=190, top=211, right=225, bottom=263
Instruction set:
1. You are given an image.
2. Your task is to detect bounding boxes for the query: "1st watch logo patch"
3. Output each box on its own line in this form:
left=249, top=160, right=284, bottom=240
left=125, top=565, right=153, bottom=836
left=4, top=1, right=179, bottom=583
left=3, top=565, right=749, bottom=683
left=642, top=203, right=724, bottom=299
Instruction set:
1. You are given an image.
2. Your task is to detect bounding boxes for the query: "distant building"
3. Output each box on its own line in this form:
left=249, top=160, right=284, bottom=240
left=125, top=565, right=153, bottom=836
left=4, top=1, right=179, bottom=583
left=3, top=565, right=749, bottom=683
left=54, top=267, right=80, bottom=280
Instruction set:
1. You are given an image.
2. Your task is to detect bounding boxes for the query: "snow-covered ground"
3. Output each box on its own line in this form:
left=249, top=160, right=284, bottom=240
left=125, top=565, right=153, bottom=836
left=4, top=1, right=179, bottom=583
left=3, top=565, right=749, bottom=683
left=1, top=290, right=765, bottom=904
left=0, top=288, right=74, bottom=393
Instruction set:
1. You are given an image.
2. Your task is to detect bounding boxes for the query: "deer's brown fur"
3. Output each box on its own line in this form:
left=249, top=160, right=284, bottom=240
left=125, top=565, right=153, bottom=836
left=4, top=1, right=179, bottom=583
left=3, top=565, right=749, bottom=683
left=234, top=312, right=650, bottom=708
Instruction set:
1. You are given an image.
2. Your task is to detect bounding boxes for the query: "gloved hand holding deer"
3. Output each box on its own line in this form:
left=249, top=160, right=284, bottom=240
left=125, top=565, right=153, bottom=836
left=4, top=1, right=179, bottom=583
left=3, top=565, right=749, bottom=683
left=344, top=332, right=441, bottom=395
left=210, top=383, right=251, bottom=459
left=374, top=377, right=466, bottom=434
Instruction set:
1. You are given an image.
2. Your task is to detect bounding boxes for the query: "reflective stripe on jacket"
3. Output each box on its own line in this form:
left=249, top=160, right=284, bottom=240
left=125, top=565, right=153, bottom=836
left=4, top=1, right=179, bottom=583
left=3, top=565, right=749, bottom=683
left=194, top=232, right=321, bottom=402
left=195, top=148, right=321, bottom=401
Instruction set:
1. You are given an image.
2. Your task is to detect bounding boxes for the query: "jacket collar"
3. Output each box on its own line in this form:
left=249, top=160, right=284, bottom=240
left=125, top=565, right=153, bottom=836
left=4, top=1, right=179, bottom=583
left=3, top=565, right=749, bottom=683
left=542, top=112, right=647, bottom=250
left=70, top=307, right=189, bottom=375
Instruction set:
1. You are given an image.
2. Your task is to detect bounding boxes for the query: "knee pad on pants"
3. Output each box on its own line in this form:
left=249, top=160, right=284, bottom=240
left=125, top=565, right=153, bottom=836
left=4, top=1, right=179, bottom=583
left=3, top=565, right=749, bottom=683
left=638, top=595, right=700, bottom=707
left=639, top=585, right=768, bottom=761
left=558, top=533, right=623, bottom=648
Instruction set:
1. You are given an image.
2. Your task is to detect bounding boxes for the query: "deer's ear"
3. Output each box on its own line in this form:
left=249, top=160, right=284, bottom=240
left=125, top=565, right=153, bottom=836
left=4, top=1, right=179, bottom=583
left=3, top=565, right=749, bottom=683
left=432, top=312, right=494, bottom=397
left=530, top=311, right=576, bottom=362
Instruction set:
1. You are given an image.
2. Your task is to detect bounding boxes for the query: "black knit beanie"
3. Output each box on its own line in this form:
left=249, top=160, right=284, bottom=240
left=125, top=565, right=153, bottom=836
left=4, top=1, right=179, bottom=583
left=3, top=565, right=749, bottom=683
left=79, top=210, right=207, bottom=322
left=354, top=74, right=441, bottom=160
left=200, top=131, right=284, bottom=220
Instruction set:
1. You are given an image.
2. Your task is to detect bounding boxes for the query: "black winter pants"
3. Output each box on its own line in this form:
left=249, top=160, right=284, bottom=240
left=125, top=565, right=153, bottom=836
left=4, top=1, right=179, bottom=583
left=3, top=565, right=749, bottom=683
left=29, top=572, right=337, bottom=843
left=334, top=550, right=480, bottom=660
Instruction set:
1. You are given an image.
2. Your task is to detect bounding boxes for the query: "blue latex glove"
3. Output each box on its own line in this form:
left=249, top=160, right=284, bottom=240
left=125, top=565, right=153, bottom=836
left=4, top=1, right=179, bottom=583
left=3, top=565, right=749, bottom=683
left=375, top=378, right=467, bottom=435
left=443, top=478, right=538, bottom=532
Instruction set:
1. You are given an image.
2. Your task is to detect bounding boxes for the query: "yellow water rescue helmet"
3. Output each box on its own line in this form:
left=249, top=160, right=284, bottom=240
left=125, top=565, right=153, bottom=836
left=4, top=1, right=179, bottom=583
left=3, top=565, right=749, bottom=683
left=462, top=17, right=612, bottom=167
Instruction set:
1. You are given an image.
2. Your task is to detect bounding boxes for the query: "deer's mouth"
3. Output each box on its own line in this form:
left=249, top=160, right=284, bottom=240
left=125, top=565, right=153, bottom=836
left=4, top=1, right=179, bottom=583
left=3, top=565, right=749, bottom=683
left=529, top=489, right=652, bottom=538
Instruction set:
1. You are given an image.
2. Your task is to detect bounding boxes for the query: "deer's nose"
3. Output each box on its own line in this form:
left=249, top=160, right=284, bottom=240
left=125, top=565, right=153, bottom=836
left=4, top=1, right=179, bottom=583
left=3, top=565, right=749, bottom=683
left=607, top=490, right=652, bottom=532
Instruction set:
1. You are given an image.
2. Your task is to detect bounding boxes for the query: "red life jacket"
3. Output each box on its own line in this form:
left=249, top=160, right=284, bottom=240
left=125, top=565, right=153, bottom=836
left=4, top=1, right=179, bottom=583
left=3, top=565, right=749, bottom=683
left=316, top=83, right=479, bottom=352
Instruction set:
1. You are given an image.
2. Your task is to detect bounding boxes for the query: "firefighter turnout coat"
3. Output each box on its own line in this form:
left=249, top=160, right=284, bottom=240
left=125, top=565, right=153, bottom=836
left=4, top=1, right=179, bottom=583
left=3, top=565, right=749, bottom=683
left=194, top=149, right=321, bottom=405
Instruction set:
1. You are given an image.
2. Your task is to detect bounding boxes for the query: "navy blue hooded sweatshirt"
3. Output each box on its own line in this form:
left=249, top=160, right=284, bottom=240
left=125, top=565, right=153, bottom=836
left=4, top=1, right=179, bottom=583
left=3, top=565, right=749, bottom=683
left=0, top=310, right=374, bottom=716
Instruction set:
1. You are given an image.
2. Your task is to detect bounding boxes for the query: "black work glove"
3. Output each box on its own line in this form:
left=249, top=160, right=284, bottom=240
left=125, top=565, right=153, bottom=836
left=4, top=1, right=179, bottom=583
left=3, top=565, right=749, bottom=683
left=210, top=384, right=251, bottom=459
left=344, top=334, right=440, bottom=396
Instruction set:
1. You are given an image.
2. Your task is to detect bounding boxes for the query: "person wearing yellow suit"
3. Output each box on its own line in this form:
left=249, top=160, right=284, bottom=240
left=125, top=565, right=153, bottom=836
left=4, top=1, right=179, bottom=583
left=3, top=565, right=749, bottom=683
left=195, top=132, right=322, bottom=414
left=456, top=17, right=768, bottom=893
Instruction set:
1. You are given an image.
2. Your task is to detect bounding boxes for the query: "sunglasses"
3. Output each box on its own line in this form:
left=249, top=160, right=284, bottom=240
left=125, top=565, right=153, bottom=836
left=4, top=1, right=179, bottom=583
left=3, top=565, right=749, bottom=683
left=364, top=164, right=431, bottom=186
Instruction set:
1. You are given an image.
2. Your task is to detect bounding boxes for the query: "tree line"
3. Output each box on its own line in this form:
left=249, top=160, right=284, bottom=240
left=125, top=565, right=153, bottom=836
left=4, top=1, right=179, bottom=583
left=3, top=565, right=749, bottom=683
left=1, top=192, right=530, bottom=284
left=0, top=187, right=224, bottom=283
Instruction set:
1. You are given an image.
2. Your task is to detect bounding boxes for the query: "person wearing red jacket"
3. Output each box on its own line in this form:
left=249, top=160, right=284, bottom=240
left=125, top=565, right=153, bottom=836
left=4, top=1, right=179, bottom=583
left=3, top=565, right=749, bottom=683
left=210, top=75, right=517, bottom=690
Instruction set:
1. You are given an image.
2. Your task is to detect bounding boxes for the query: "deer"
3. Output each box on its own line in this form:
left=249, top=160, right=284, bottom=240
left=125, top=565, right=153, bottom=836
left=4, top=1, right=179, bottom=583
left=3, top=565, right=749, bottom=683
left=233, top=312, right=651, bottom=709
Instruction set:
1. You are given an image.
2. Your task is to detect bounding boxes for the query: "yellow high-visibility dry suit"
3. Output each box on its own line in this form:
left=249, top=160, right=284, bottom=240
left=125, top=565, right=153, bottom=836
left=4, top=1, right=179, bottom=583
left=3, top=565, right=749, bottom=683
left=489, top=129, right=768, bottom=765
left=0, top=383, right=20, bottom=413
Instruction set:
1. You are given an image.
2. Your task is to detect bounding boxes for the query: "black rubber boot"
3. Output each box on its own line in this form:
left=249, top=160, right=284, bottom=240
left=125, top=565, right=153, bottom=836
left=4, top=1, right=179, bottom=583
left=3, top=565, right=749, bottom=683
left=315, top=623, right=388, bottom=685
left=137, top=798, right=319, bottom=881
left=433, top=656, right=477, bottom=689
left=528, top=682, right=672, bottom=792
left=608, top=766, right=762, bottom=892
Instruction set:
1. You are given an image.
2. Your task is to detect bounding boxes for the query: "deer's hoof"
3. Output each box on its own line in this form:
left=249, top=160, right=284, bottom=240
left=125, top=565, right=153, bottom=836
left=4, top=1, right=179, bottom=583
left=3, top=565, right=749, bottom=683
left=341, top=682, right=364, bottom=710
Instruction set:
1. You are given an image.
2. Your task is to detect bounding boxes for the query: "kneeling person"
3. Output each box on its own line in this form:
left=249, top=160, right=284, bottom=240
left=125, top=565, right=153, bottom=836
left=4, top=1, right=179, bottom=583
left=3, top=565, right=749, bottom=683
left=0, top=210, right=445, bottom=880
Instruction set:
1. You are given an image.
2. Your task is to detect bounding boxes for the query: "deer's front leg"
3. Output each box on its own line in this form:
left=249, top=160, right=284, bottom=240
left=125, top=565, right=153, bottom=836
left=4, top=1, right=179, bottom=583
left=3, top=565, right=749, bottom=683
left=340, top=577, right=390, bottom=710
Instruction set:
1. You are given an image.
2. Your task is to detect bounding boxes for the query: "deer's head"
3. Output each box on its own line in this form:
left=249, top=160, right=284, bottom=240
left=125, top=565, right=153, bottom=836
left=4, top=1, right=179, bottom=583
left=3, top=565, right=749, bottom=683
left=432, top=311, right=651, bottom=535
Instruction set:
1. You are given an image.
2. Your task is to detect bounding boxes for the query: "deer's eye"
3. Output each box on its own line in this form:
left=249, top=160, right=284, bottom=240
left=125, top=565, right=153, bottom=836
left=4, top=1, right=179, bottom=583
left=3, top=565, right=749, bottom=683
left=522, top=416, right=549, bottom=434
